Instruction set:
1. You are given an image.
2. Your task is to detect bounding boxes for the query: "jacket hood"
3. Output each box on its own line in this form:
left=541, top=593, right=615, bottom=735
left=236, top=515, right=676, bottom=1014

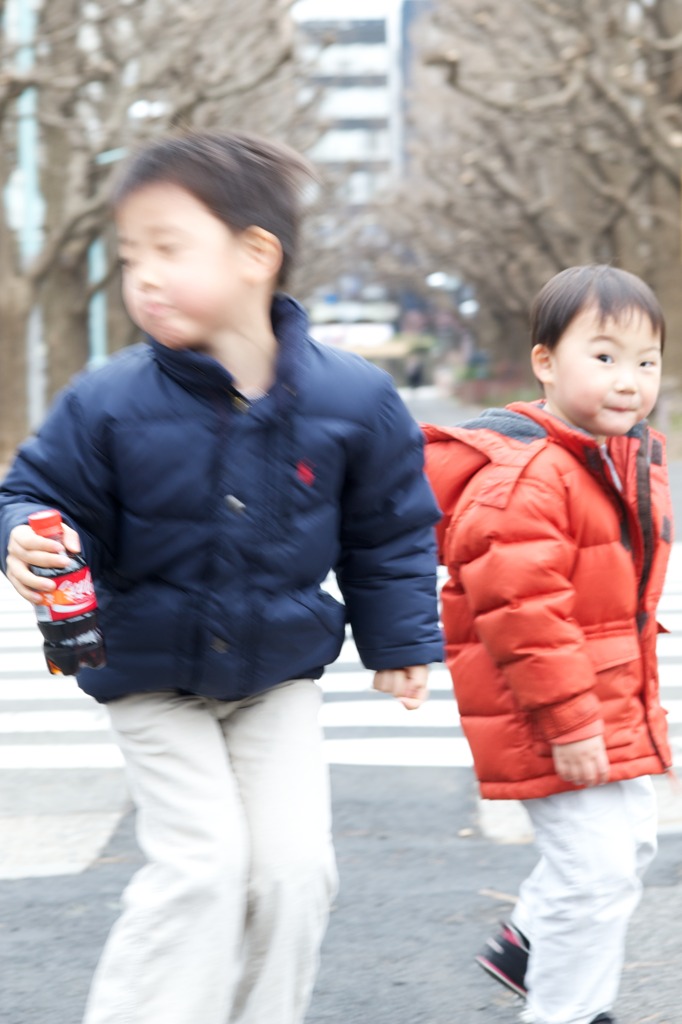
left=423, top=400, right=651, bottom=523
left=424, top=400, right=648, bottom=452
left=423, top=404, right=546, bottom=454
left=423, top=404, right=551, bottom=521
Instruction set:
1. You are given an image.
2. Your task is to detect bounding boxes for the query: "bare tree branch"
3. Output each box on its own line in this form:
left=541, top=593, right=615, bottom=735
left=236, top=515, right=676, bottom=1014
left=364, top=0, right=682, bottom=367
left=0, top=0, right=324, bottom=455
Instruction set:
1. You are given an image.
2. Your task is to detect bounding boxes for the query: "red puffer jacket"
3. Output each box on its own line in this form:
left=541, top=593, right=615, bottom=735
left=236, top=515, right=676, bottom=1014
left=424, top=401, right=673, bottom=800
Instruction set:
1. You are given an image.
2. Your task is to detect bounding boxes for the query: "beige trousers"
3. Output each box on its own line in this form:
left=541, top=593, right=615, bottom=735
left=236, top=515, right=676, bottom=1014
left=513, top=776, right=657, bottom=1024
left=83, top=680, right=338, bottom=1024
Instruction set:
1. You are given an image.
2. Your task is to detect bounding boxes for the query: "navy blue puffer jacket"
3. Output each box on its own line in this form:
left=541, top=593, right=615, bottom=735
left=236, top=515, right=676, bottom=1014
left=0, top=296, right=443, bottom=702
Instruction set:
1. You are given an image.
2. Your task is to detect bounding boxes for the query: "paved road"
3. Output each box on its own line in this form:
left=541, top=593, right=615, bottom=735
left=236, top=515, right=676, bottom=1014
left=1, top=388, right=681, bottom=1024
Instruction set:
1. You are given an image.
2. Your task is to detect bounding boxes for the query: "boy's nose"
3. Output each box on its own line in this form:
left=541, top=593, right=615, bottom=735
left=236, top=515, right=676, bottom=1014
left=614, top=370, right=637, bottom=392
left=137, top=267, right=161, bottom=291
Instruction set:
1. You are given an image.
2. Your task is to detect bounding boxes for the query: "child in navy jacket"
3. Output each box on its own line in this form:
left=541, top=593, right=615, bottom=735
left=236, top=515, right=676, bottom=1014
left=0, top=131, right=443, bottom=1024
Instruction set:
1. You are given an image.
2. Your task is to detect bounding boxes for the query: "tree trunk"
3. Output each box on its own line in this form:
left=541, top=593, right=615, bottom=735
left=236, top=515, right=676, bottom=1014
left=0, top=128, right=30, bottom=464
left=0, top=274, right=30, bottom=468
left=39, top=262, right=90, bottom=397
left=38, top=0, right=91, bottom=399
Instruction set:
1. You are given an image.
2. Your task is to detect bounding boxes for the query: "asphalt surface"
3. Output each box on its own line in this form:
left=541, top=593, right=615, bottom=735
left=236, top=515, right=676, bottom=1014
left=3, top=768, right=681, bottom=1024
left=1, top=386, right=681, bottom=1024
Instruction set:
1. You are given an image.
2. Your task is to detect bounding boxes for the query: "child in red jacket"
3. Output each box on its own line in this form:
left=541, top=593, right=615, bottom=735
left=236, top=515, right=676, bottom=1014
left=424, top=265, right=671, bottom=1024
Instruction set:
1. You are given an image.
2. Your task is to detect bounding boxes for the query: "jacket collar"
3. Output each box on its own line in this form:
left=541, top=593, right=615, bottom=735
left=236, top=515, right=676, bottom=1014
left=146, top=293, right=310, bottom=413
left=507, top=400, right=648, bottom=472
left=423, top=399, right=648, bottom=475
left=507, top=399, right=602, bottom=462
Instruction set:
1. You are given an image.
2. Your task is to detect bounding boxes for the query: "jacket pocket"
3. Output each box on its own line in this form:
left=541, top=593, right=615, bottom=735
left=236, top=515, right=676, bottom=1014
left=529, top=632, right=642, bottom=758
left=584, top=631, right=640, bottom=671
left=101, top=582, right=187, bottom=658
left=292, top=587, right=346, bottom=637
left=585, top=631, right=646, bottom=750
left=254, top=587, right=346, bottom=685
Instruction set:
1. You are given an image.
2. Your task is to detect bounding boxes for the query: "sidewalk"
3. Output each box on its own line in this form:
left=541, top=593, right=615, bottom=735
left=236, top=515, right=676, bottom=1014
left=398, top=382, right=485, bottom=427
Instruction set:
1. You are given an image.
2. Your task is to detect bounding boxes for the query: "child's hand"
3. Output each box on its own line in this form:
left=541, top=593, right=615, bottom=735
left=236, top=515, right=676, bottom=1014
left=6, top=522, right=82, bottom=604
left=372, top=665, right=429, bottom=710
left=552, top=735, right=609, bottom=788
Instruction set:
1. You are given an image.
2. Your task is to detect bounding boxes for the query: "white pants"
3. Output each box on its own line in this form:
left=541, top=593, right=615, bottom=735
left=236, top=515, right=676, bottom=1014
left=511, top=777, right=658, bottom=1024
left=83, top=680, right=338, bottom=1024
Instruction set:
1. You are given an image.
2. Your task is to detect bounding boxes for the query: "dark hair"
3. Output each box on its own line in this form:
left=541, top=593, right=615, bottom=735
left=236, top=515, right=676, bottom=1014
left=530, top=265, right=666, bottom=352
left=110, top=130, right=316, bottom=287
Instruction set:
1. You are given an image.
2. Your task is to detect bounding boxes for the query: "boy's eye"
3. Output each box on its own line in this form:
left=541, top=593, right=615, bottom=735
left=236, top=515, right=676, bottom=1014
left=117, top=256, right=130, bottom=269
left=596, top=353, right=613, bottom=364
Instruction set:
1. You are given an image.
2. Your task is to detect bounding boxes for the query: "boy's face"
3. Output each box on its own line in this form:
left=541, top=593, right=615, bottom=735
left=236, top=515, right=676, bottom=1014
left=116, top=182, right=259, bottom=351
left=531, top=302, right=662, bottom=444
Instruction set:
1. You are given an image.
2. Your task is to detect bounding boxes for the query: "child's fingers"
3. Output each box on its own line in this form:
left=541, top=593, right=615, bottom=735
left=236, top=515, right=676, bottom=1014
left=398, top=693, right=426, bottom=711
left=595, top=748, right=610, bottom=786
left=373, top=667, right=429, bottom=707
left=5, top=557, right=56, bottom=603
left=553, top=743, right=609, bottom=787
left=61, top=524, right=82, bottom=553
left=397, top=672, right=429, bottom=710
left=6, top=524, right=71, bottom=603
left=8, top=524, right=66, bottom=563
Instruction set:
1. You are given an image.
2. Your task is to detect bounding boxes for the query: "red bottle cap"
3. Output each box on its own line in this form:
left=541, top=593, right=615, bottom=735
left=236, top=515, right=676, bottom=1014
left=28, top=509, right=63, bottom=537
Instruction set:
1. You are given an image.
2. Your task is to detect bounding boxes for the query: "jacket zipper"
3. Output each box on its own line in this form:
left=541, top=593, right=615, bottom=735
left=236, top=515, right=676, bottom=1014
left=602, top=431, right=668, bottom=768
left=191, top=394, right=232, bottom=687
left=634, top=428, right=654, bottom=605
left=596, top=436, right=652, bottom=612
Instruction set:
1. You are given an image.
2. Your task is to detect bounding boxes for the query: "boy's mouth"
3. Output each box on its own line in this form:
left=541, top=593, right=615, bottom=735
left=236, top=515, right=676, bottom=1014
left=142, top=302, right=172, bottom=318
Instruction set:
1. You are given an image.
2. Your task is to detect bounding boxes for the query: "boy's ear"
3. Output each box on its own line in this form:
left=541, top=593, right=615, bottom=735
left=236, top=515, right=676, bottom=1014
left=240, top=226, right=283, bottom=284
left=531, top=343, right=554, bottom=385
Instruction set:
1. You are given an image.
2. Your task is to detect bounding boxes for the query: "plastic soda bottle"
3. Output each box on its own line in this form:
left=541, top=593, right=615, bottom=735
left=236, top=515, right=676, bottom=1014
left=27, top=509, right=106, bottom=676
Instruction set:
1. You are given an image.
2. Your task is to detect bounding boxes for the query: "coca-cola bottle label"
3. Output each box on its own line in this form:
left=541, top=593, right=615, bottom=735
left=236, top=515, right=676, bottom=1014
left=35, top=567, right=98, bottom=622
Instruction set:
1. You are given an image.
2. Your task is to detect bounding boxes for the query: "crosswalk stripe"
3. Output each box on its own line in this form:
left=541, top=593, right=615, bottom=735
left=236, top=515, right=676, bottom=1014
left=0, top=744, right=124, bottom=769
left=0, top=678, right=84, bottom=700
left=0, top=709, right=112, bottom=733
left=3, top=542, right=682, bottom=876
left=323, top=736, right=474, bottom=767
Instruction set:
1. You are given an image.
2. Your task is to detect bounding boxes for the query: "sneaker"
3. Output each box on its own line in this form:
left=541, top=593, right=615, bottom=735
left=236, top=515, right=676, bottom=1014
left=475, top=921, right=529, bottom=998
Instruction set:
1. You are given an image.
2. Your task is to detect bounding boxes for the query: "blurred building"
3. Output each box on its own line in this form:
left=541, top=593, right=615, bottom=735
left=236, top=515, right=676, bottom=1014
left=292, top=0, right=436, bottom=374
left=293, top=0, right=430, bottom=203
left=293, top=0, right=431, bottom=360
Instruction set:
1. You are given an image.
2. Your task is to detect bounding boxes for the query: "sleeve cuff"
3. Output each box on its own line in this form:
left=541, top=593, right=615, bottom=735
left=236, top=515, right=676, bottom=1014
left=552, top=720, right=605, bottom=745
